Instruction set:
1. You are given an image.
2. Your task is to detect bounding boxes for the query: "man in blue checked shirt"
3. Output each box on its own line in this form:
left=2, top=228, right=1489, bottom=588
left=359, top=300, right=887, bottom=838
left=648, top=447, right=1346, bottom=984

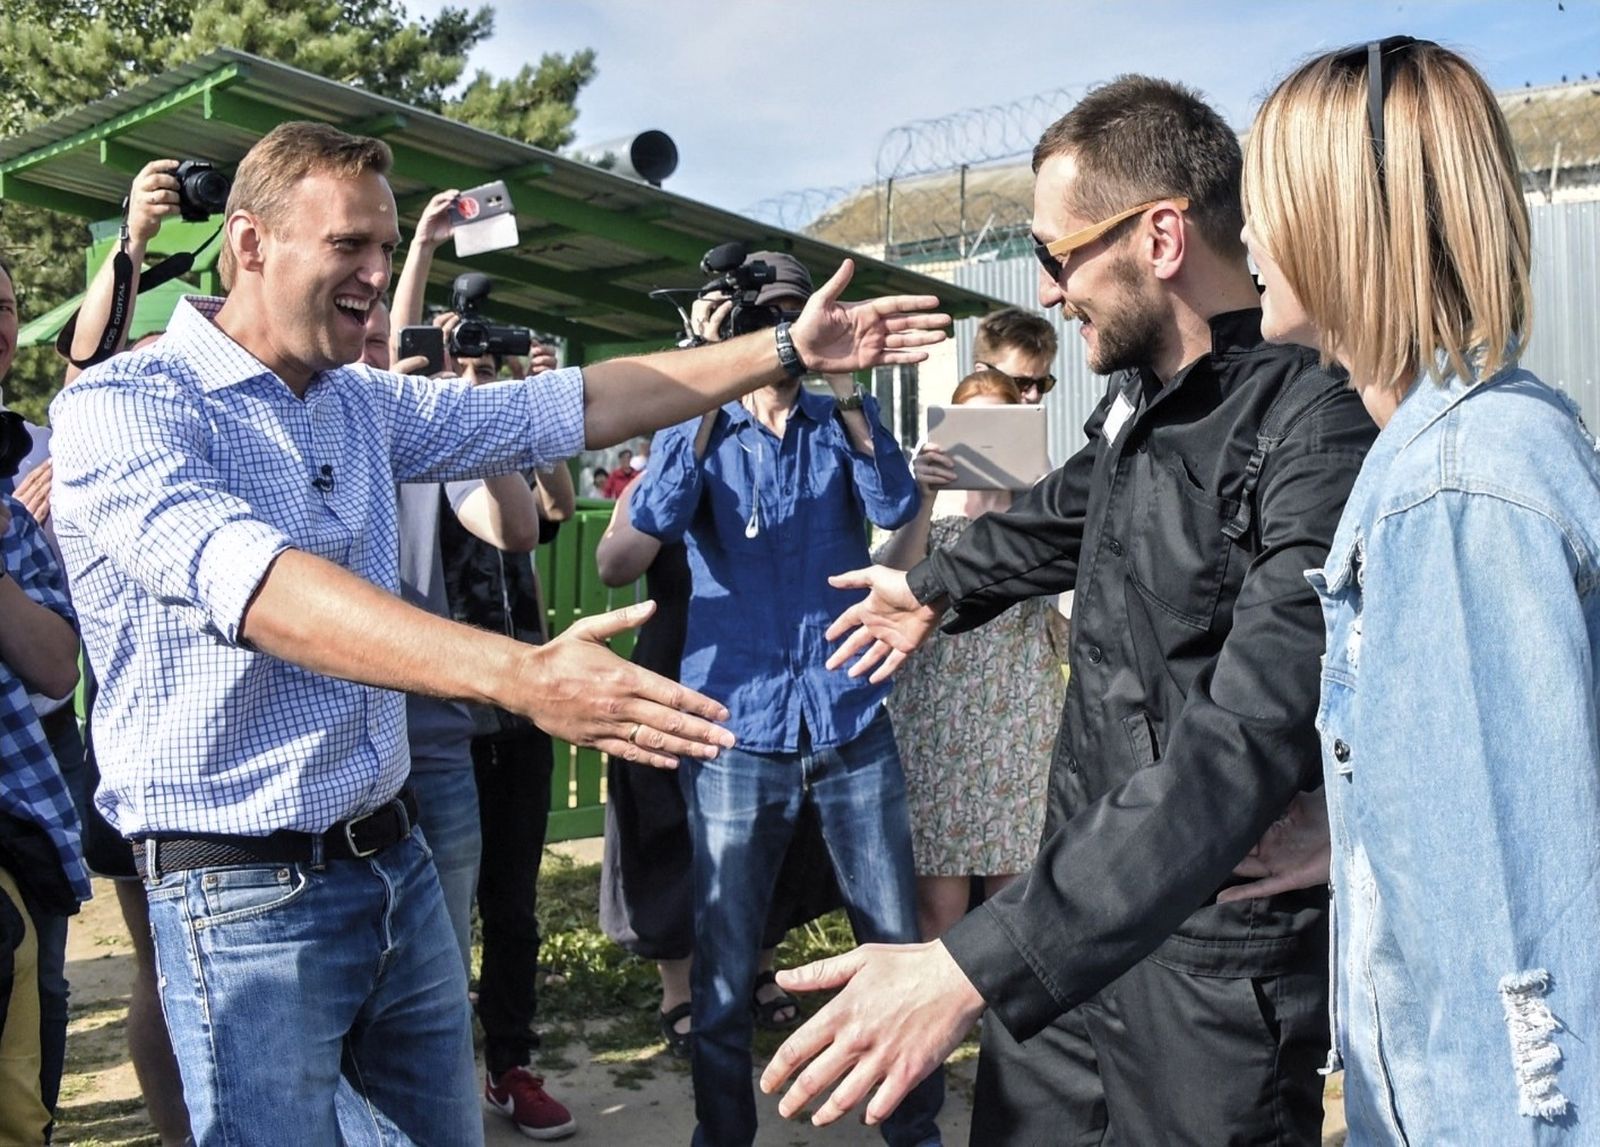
left=46, top=120, right=947, bottom=1147
left=630, top=255, right=941, bottom=1147
left=0, top=490, right=87, bottom=1145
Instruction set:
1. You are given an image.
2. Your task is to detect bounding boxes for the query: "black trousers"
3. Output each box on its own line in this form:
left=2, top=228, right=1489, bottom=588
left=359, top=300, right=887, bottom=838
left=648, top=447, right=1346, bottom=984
left=970, top=949, right=1328, bottom=1147
left=472, top=730, right=553, bottom=1076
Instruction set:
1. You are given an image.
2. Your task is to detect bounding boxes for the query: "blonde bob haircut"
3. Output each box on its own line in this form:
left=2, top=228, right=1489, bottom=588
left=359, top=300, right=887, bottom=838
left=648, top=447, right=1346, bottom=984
left=1242, top=40, right=1530, bottom=396
left=219, top=121, right=393, bottom=289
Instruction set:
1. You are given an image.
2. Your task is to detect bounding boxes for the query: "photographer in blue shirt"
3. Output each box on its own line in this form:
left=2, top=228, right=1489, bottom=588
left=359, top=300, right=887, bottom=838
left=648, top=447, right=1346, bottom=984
left=631, top=250, right=940, bottom=1147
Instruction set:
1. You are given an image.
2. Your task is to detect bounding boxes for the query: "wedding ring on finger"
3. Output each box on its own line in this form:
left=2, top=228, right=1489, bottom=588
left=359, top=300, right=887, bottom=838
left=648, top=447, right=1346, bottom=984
left=626, top=722, right=643, bottom=745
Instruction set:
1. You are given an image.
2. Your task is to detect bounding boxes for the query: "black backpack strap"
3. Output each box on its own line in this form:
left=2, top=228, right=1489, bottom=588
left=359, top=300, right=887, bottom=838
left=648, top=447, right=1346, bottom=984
left=1221, top=366, right=1350, bottom=545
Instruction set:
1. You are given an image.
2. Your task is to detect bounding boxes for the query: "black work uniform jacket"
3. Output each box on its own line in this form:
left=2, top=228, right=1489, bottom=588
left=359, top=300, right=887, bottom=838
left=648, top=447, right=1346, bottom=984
left=911, top=309, right=1376, bottom=1042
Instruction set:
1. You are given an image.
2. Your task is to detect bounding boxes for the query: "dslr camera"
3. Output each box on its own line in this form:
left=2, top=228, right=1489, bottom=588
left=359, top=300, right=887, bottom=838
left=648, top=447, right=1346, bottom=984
left=173, top=160, right=231, bottom=222
left=698, top=241, right=794, bottom=340
left=449, top=272, right=533, bottom=359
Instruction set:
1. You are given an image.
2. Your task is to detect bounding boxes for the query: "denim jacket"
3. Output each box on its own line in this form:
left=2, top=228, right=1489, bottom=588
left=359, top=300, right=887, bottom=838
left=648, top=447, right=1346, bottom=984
left=1310, top=367, right=1600, bottom=1144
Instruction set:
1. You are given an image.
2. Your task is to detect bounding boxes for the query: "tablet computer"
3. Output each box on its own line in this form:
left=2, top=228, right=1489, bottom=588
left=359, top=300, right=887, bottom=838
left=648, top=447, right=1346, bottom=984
left=924, top=404, right=1050, bottom=490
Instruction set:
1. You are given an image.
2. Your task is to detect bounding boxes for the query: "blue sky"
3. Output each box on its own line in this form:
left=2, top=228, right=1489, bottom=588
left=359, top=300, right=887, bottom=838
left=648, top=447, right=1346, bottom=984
left=411, top=0, right=1600, bottom=214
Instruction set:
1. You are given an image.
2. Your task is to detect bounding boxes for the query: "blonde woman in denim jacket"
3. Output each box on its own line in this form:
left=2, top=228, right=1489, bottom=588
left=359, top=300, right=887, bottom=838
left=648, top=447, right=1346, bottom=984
left=1237, top=38, right=1599, bottom=1145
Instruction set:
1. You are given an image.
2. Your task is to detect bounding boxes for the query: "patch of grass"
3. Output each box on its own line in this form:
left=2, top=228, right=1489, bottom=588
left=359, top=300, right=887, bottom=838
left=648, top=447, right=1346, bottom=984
left=496, top=850, right=864, bottom=1070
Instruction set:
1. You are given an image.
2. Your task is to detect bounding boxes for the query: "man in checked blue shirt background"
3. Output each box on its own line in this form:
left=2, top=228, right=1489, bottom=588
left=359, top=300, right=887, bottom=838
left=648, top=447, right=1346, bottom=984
left=0, top=342, right=88, bottom=1141
left=44, top=120, right=947, bottom=1146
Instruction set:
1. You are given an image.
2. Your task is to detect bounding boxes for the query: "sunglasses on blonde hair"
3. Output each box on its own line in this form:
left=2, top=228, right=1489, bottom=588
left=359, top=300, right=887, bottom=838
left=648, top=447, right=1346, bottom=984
left=1340, top=36, right=1436, bottom=184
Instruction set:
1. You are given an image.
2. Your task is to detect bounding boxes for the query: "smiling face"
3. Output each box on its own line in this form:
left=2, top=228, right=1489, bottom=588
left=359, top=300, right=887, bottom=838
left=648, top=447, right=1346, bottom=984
left=229, top=169, right=399, bottom=390
left=1032, top=153, right=1167, bottom=377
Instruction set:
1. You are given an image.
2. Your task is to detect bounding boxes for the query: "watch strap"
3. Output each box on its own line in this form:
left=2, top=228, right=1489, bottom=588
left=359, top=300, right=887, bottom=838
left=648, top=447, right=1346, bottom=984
left=774, top=321, right=807, bottom=379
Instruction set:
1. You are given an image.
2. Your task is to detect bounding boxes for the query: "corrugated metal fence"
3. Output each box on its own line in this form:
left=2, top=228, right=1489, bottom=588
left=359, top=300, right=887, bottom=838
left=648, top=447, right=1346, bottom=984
left=954, top=199, right=1600, bottom=457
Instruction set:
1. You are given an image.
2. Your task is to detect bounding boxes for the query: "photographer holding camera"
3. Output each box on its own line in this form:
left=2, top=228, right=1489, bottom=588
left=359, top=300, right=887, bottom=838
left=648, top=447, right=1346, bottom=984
left=629, top=248, right=942, bottom=1147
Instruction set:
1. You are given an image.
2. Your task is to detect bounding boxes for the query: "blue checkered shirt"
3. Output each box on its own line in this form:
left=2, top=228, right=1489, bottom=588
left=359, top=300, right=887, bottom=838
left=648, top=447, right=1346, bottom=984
left=49, top=297, right=586, bottom=838
left=1, top=496, right=89, bottom=901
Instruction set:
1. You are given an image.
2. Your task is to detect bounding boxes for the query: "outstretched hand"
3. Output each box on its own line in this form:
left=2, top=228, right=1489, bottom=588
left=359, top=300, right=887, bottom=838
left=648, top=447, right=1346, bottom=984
left=760, top=941, right=984, bottom=1127
left=790, top=260, right=950, bottom=374
left=506, top=600, right=735, bottom=770
left=823, top=565, right=942, bottom=683
left=1217, top=788, right=1331, bottom=902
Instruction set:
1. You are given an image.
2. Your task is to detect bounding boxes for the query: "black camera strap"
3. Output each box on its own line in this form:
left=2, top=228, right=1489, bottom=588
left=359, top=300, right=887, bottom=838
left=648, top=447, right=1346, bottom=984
left=54, top=199, right=222, bottom=369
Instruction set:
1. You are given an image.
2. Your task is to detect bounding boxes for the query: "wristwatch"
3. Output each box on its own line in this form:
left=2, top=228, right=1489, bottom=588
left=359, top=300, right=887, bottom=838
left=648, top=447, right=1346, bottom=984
left=773, top=321, right=808, bottom=380
left=834, top=386, right=866, bottom=412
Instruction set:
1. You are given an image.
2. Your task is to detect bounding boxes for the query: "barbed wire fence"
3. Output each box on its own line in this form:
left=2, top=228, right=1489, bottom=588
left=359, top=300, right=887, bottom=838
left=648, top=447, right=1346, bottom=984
left=747, top=77, right=1600, bottom=262
left=743, top=87, right=1089, bottom=264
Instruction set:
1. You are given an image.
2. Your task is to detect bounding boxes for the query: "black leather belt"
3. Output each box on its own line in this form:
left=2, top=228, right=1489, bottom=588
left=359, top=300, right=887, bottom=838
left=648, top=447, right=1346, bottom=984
left=133, top=789, right=418, bottom=879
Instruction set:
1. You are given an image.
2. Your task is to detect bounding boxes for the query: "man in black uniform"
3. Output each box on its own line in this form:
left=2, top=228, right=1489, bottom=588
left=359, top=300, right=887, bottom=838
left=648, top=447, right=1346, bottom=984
left=762, top=75, right=1375, bottom=1145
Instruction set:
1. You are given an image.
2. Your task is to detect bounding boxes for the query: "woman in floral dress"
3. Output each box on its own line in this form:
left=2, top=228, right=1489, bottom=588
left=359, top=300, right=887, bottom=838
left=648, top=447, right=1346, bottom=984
left=877, top=368, right=1067, bottom=940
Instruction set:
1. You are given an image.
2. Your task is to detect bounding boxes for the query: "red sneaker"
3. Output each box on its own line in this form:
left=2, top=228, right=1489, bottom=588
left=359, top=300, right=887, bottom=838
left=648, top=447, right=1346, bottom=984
left=484, top=1067, right=577, bottom=1140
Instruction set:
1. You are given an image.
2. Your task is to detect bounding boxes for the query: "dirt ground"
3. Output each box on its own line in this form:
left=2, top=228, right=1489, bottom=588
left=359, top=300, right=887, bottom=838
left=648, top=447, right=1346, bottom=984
left=53, top=844, right=1347, bottom=1146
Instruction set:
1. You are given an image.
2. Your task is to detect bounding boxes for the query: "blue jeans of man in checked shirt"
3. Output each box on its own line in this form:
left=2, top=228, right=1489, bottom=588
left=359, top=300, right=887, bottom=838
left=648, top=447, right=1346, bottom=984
left=144, top=827, right=480, bottom=1145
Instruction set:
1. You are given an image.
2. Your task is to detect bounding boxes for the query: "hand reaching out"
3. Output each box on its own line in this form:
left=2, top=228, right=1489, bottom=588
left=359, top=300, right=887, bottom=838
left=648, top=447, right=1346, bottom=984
left=823, top=565, right=943, bottom=683
left=760, top=941, right=984, bottom=1127
left=789, top=261, right=950, bottom=373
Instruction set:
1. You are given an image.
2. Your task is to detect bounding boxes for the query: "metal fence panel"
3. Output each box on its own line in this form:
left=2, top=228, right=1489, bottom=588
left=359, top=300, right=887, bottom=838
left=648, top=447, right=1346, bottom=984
left=1526, top=200, right=1600, bottom=425
left=955, top=198, right=1600, bottom=449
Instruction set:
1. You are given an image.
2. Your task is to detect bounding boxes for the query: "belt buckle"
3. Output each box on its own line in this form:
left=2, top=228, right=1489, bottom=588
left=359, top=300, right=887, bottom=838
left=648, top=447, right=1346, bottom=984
left=342, top=797, right=410, bottom=859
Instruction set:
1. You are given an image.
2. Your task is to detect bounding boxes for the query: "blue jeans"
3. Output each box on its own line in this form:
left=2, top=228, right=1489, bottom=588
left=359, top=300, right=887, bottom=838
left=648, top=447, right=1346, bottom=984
left=680, top=710, right=943, bottom=1147
left=409, top=767, right=483, bottom=983
left=145, top=828, right=480, bottom=1146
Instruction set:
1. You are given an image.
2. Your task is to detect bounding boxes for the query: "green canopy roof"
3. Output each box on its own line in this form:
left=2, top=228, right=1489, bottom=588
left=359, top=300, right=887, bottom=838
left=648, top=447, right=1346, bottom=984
left=0, top=48, right=1006, bottom=357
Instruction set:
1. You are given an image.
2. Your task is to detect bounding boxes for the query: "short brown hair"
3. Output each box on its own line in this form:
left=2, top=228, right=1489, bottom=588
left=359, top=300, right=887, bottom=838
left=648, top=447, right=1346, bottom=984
left=219, top=121, right=393, bottom=289
left=951, top=368, right=1022, bottom=406
left=1243, top=42, right=1530, bottom=394
left=1034, top=75, right=1245, bottom=260
left=974, top=307, right=1056, bottom=363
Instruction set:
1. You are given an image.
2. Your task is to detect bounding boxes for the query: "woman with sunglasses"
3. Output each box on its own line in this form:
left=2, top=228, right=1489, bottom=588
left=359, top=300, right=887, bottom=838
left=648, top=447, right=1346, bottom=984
left=1244, top=39, right=1598, bottom=1140
left=874, top=368, right=1066, bottom=943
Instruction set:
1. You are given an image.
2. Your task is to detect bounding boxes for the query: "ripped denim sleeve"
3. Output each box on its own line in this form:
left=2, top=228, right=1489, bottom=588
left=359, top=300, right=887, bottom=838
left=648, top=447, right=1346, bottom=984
left=1499, top=969, right=1571, bottom=1121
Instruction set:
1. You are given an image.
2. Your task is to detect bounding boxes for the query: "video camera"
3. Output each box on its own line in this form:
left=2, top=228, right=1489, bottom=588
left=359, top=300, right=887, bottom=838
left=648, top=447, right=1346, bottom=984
left=173, top=160, right=231, bottom=222
left=448, top=272, right=533, bottom=359
left=698, top=241, right=790, bottom=340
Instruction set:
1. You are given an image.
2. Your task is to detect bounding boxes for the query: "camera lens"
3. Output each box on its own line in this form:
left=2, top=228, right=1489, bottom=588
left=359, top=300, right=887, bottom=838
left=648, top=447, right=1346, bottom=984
left=175, top=161, right=231, bottom=221
left=451, top=318, right=490, bottom=360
